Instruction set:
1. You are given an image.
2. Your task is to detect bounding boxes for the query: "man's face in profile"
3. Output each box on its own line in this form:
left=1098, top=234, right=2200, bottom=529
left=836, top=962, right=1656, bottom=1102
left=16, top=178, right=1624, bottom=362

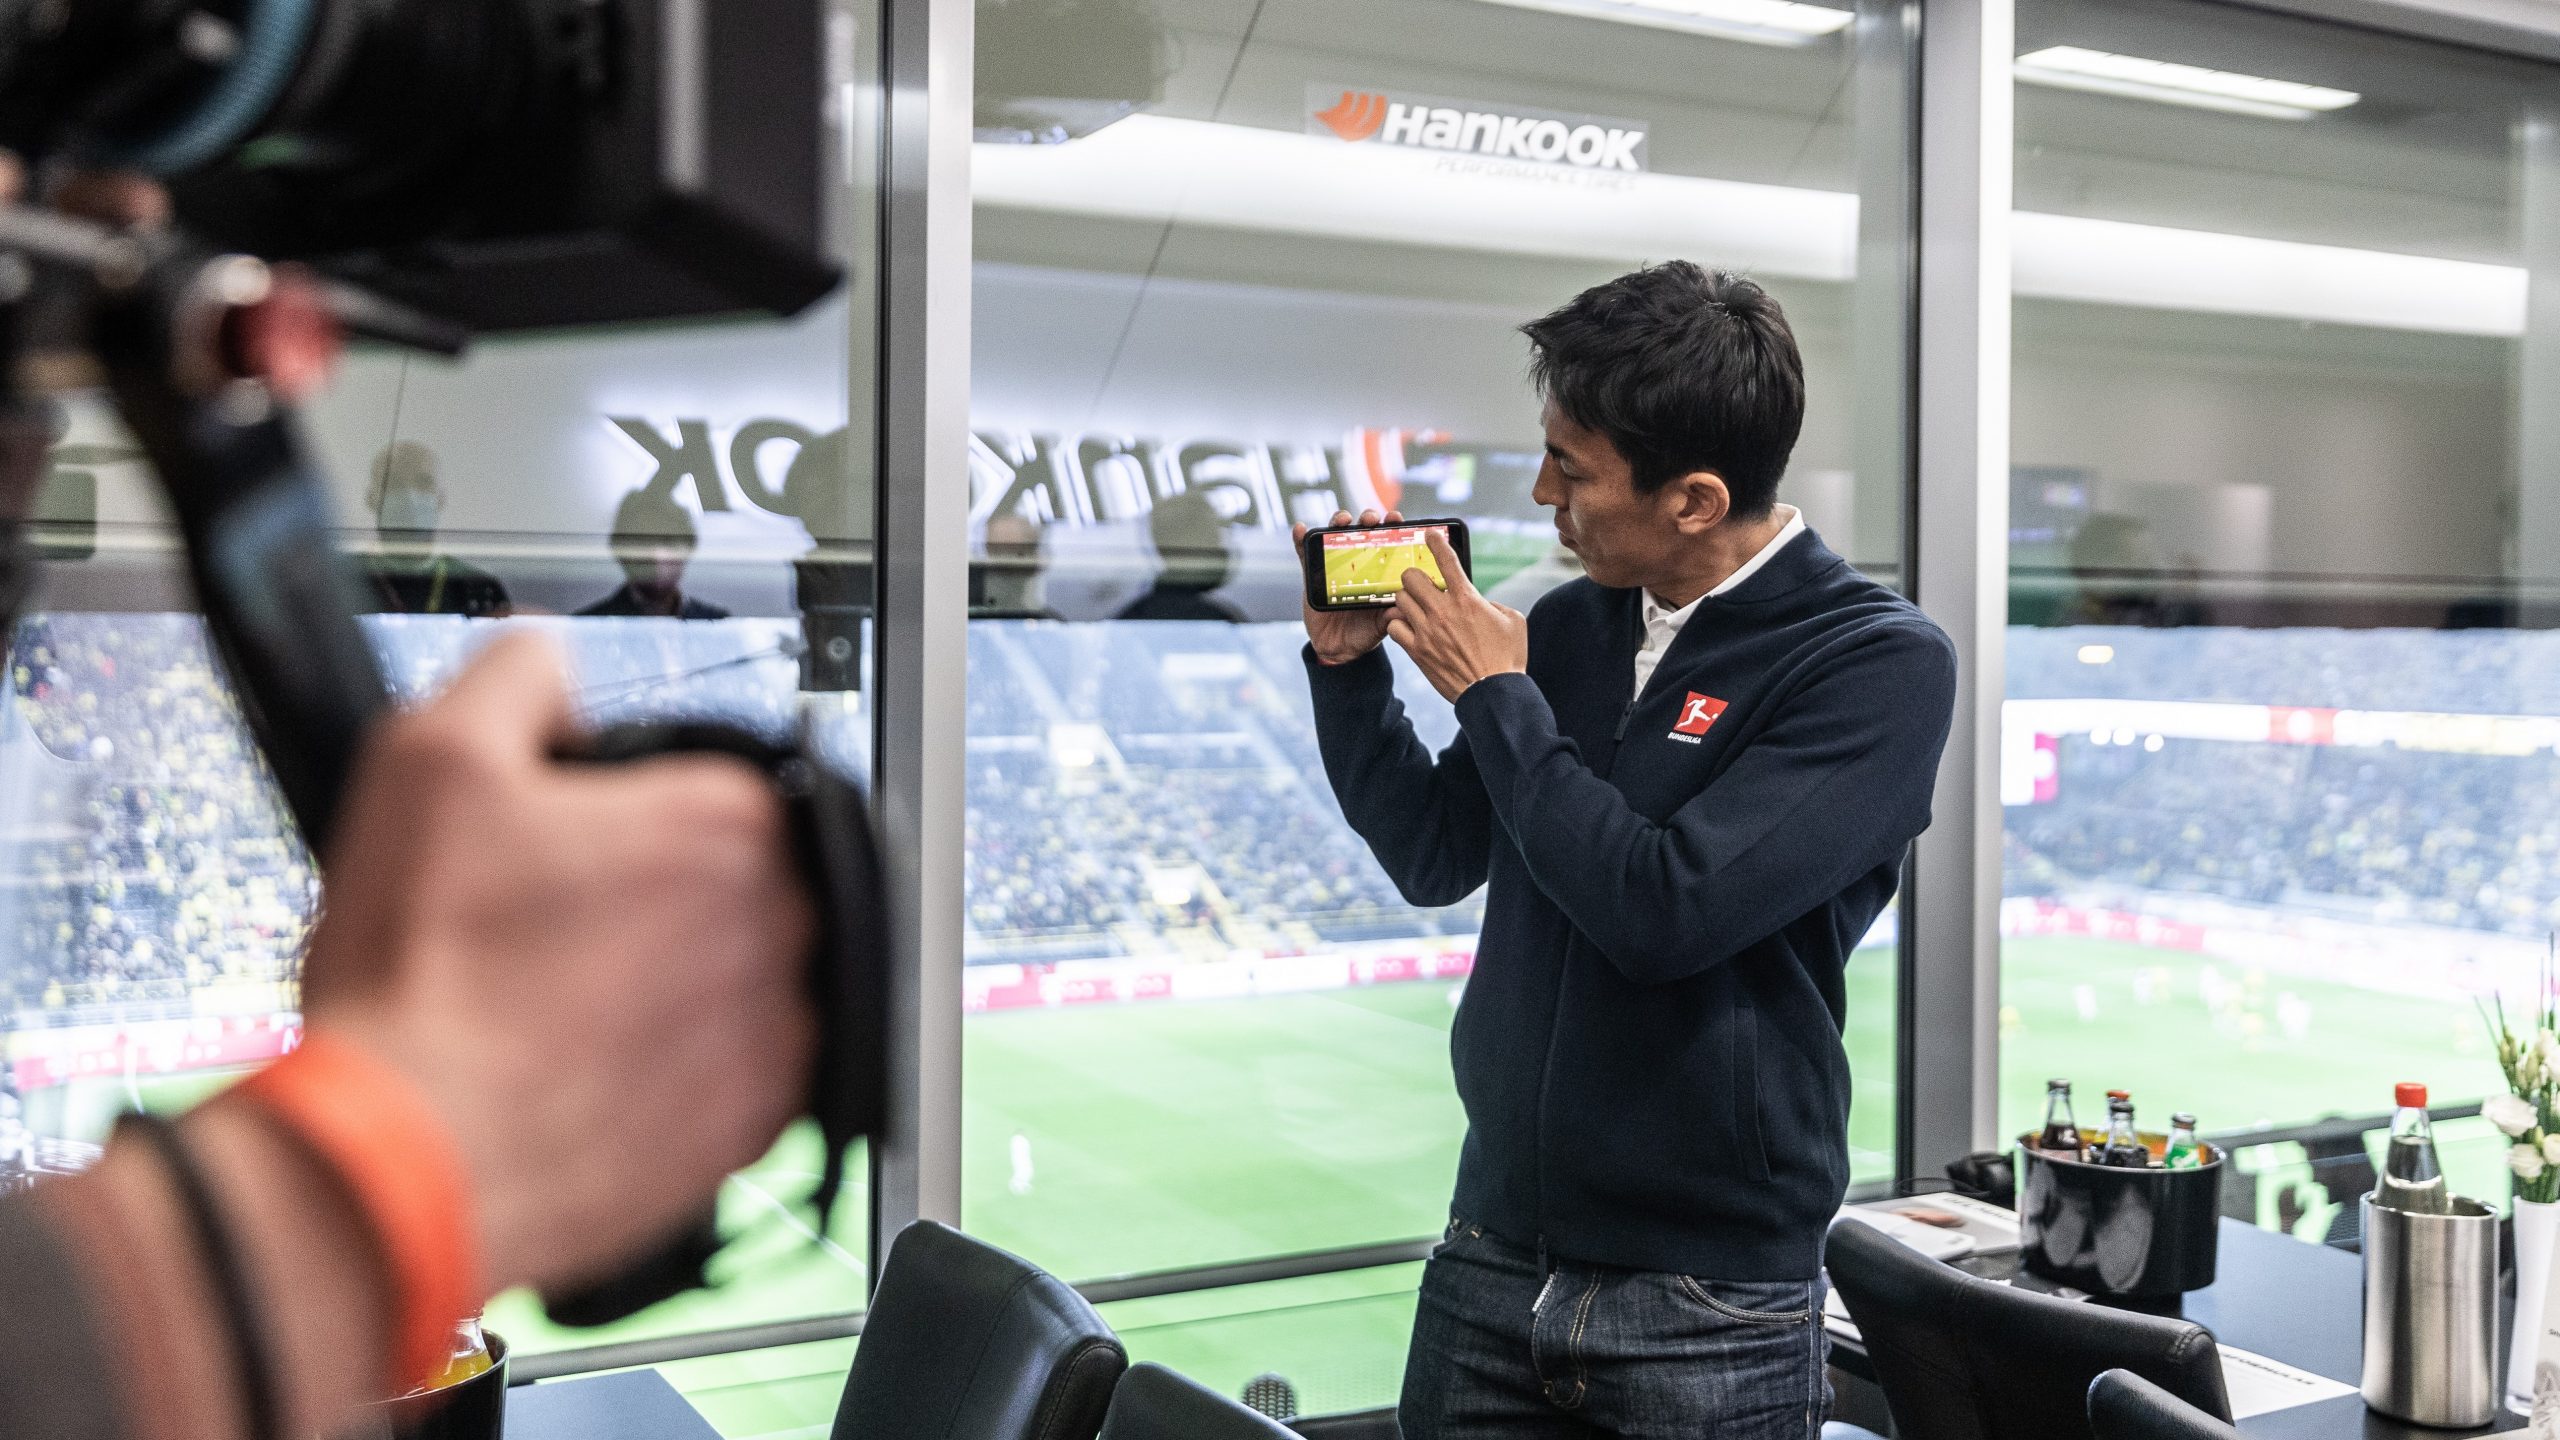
left=1529, top=401, right=1684, bottom=592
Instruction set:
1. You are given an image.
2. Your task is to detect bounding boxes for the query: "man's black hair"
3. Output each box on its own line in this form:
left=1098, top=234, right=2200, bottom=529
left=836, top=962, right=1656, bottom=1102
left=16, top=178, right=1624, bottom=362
left=1520, top=261, right=1805, bottom=518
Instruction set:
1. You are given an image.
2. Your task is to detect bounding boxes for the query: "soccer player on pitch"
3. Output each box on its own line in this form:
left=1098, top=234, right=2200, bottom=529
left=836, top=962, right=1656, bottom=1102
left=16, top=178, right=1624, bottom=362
left=1295, top=262, right=1957, bottom=1440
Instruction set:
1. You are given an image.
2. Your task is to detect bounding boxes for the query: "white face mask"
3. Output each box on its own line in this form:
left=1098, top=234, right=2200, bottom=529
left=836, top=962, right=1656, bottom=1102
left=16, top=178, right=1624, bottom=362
left=378, top=487, right=441, bottom=535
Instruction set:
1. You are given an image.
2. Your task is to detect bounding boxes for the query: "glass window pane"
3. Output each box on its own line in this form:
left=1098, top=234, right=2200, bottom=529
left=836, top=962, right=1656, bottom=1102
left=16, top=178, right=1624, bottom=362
left=1103, top=1266, right=1426, bottom=1420
left=4, top=2, right=884, bottom=1357
left=964, top=0, right=1916, bottom=1297
left=2003, top=0, right=2546, bottom=1158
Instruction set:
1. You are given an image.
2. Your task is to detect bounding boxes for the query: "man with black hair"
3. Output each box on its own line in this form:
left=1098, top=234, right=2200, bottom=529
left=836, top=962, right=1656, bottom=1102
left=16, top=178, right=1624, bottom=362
left=1296, top=261, right=1956, bottom=1439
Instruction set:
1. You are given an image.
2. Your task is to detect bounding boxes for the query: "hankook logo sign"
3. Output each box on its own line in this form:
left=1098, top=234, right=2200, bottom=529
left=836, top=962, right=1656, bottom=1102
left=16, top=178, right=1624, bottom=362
left=1306, top=84, right=1648, bottom=173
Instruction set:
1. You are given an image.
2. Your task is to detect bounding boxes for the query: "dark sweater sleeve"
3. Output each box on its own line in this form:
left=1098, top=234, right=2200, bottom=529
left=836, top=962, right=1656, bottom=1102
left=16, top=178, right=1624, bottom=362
left=0, top=1193, right=130, bottom=1440
left=1304, top=644, right=1495, bottom=907
left=1453, top=623, right=1957, bottom=985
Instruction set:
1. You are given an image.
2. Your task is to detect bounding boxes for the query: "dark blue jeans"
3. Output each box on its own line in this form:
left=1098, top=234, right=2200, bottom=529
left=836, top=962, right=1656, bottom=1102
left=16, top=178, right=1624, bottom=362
left=1400, top=1219, right=1829, bottom=1440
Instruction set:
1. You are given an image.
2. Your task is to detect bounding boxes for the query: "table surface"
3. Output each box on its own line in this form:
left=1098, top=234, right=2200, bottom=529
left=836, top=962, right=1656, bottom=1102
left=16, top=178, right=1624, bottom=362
left=1835, top=1217, right=2523, bottom=1440
left=504, top=1367, right=726, bottom=1440
left=503, top=1219, right=2516, bottom=1440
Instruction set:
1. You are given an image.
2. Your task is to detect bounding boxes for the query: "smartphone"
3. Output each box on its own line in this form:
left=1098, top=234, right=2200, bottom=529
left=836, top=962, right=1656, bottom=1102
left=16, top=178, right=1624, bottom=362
left=1301, top=518, right=1472, bottom=611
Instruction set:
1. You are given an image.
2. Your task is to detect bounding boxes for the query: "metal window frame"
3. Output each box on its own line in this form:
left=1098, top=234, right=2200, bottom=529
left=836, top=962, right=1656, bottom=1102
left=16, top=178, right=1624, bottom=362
left=1902, top=0, right=2013, bottom=1183
left=1893, top=0, right=2554, bottom=1185
left=866, top=0, right=972, bottom=1269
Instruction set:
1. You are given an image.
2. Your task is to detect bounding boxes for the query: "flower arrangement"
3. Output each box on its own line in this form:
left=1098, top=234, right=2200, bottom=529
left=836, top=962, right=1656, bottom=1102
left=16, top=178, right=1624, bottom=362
left=2487, top=982, right=2560, bottom=1204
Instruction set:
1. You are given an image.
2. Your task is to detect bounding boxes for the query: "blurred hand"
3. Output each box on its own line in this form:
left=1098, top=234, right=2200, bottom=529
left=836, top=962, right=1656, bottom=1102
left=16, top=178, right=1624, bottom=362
left=303, top=631, right=815, bottom=1295
left=1386, top=529, right=1527, bottom=703
left=1296, top=507, right=1403, bottom=666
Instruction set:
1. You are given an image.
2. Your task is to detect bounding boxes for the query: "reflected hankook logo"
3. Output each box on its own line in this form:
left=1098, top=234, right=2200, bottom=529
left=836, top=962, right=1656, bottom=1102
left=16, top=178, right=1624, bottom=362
left=1305, top=84, right=1648, bottom=173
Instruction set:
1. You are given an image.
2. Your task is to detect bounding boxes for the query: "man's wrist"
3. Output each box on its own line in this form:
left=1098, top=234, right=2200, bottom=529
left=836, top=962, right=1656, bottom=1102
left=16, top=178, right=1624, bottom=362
left=37, top=1096, right=395, bottom=1440
left=186, top=1098, right=395, bottom=1430
left=44, top=1140, right=245, bottom=1440
left=1454, top=668, right=1530, bottom=708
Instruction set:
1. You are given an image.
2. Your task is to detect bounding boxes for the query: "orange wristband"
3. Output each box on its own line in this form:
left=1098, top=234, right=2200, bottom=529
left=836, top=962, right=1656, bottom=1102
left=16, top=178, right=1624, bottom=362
left=237, top=1032, right=481, bottom=1391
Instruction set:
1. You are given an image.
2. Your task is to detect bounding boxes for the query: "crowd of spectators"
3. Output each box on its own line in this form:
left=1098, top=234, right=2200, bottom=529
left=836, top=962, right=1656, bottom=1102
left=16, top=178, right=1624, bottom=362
left=2008, top=627, right=2560, bottom=936
left=38, top=613, right=2560, bottom=1020
left=2, top=616, right=310, bottom=1016
left=0, top=615, right=822, bottom=1024
left=962, top=622, right=1473, bottom=957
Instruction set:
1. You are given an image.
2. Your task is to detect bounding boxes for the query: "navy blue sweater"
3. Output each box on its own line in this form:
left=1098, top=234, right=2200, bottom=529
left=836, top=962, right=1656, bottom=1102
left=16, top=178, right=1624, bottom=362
left=1306, top=528, right=1956, bottom=1280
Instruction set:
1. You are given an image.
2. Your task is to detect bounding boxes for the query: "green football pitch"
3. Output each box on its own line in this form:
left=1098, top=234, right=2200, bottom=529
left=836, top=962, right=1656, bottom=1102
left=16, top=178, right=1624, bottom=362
left=48, top=934, right=2517, bottom=1438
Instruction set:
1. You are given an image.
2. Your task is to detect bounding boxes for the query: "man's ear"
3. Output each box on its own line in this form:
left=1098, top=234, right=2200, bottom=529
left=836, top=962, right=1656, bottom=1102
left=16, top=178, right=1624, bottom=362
left=1668, top=471, right=1731, bottom=535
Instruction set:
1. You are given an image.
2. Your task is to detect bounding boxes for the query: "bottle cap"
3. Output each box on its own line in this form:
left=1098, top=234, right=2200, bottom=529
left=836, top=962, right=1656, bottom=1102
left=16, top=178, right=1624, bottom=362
left=2396, top=1082, right=2427, bottom=1109
left=2171, top=1112, right=2196, bottom=1126
left=2106, top=1089, right=2130, bottom=1101
left=2048, top=1078, right=2071, bottom=1090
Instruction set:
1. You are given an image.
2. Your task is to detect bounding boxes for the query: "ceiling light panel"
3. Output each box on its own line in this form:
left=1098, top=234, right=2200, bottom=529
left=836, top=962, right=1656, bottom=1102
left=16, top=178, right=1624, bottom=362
left=2016, top=46, right=2359, bottom=121
left=1474, top=0, right=1853, bottom=46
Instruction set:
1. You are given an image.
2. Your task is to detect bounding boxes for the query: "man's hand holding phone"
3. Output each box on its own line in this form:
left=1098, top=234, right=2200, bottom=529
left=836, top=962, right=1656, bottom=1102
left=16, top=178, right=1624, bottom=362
left=1296, top=508, right=1403, bottom=665
left=1387, top=529, right=1528, bottom=703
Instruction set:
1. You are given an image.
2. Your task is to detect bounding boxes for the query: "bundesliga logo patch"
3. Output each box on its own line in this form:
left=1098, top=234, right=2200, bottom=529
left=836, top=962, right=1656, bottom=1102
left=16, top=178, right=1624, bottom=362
left=1669, top=692, right=1727, bottom=744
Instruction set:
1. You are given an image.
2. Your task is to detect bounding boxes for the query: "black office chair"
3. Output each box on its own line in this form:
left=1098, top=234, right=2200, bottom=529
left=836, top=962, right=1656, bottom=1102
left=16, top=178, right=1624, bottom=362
left=1824, top=1218, right=2231, bottom=1440
left=1100, top=1363, right=1301, bottom=1440
left=829, top=1220, right=1126, bottom=1440
left=2087, top=1369, right=2247, bottom=1440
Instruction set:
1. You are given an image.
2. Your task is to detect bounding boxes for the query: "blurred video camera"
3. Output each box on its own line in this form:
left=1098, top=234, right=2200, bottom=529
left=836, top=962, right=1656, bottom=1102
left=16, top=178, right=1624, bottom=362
left=0, top=0, right=838, bottom=328
left=0, top=0, right=882, bottom=1327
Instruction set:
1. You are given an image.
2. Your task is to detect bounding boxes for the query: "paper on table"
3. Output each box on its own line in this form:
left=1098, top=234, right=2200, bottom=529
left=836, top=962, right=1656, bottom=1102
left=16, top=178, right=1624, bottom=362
left=2528, top=1228, right=2560, bottom=1439
left=1822, top=1286, right=1860, bottom=1342
left=2218, top=1346, right=2357, bottom=1420
left=1832, top=1208, right=1978, bottom=1262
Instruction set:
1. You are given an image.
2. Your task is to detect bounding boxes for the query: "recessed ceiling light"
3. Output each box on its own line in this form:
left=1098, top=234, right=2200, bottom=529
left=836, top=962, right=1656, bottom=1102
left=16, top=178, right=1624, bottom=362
left=2016, top=46, right=2359, bottom=120
left=1474, top=0, right=1853, bottom=46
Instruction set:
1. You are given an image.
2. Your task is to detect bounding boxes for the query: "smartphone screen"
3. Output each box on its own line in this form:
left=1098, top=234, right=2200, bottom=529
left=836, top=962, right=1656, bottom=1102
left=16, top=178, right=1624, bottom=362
left=1305, top=521, right=1468, bottom=609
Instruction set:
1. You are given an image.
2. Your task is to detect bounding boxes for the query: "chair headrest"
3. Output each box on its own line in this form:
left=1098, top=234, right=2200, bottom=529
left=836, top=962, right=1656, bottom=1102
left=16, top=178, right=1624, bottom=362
left=1102, top=1364, right=1301, bottom=1440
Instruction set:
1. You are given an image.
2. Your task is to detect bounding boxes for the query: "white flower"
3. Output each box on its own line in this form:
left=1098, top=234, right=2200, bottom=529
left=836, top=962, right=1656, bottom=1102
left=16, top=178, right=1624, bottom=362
left=2517, top=1144, right=2549, bottom=1183
left=2541, top=1134, right=2560, bottom=1168
left=2490, top=1093, right=2540, bottom=1136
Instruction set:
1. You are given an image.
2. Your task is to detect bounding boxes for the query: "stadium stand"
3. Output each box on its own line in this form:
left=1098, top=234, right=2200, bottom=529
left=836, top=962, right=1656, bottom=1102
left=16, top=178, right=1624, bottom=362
left=24, top=614, right=2560, bottom=1039
left=2006, top=627, right=2560, bottom=937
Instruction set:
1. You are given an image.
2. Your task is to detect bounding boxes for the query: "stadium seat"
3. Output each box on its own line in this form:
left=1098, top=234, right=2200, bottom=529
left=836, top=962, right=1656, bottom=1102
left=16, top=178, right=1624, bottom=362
left=828, top=1220, right=1125, bottom=1440
left=2087, top=1369, right=2246, bottom=1440
left=1824, top=1218, right=2231, bottom=1440
left=1100, top=1363, right=1300, bottom=1440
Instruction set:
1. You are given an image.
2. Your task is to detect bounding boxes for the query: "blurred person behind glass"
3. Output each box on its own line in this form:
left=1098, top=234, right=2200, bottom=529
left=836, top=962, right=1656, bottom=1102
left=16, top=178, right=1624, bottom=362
left=1115, top=490, right=1243, bottom=623
left=973, top=511, right=1058, bottom=620
left=363, top=443, right=512, bottom=618
left=578, top=489, right=730, bottom=620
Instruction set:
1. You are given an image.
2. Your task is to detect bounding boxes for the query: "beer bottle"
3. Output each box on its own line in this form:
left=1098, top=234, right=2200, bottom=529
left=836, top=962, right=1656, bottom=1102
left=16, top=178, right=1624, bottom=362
left=2096, top=1091, right=2149, bottom=1168
left=2038, top=1078, right=2084, bottom=1157
left=406, top=1314, right=494, bottom=1396
left=2373, top=1082, right=2452, bottom=1215
left=2163, top=1112, right=2204, bottom=1169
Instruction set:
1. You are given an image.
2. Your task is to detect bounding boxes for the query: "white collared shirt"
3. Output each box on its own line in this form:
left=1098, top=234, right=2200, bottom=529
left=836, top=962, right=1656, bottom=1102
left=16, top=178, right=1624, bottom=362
left=1632, top=505, right=1805, bottom=702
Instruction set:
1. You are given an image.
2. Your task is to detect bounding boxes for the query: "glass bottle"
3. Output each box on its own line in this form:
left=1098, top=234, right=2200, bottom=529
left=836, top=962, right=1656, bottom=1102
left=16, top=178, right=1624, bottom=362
left=2163, top=1112, right=2204, bottom=1169
left=409, top=1314, right=493, bottom=1396
left=2096, top=1090, right=2149, bottom=1168
left=2374, top=1082, right=2452, bottom=1215
left=2038, top=1078, right=2084, bottom=1157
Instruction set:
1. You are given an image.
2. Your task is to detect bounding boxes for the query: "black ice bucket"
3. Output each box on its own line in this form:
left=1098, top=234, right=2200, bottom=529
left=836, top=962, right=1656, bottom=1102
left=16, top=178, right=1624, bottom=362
left=2015, top=1136, right=2223, bottom=1300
